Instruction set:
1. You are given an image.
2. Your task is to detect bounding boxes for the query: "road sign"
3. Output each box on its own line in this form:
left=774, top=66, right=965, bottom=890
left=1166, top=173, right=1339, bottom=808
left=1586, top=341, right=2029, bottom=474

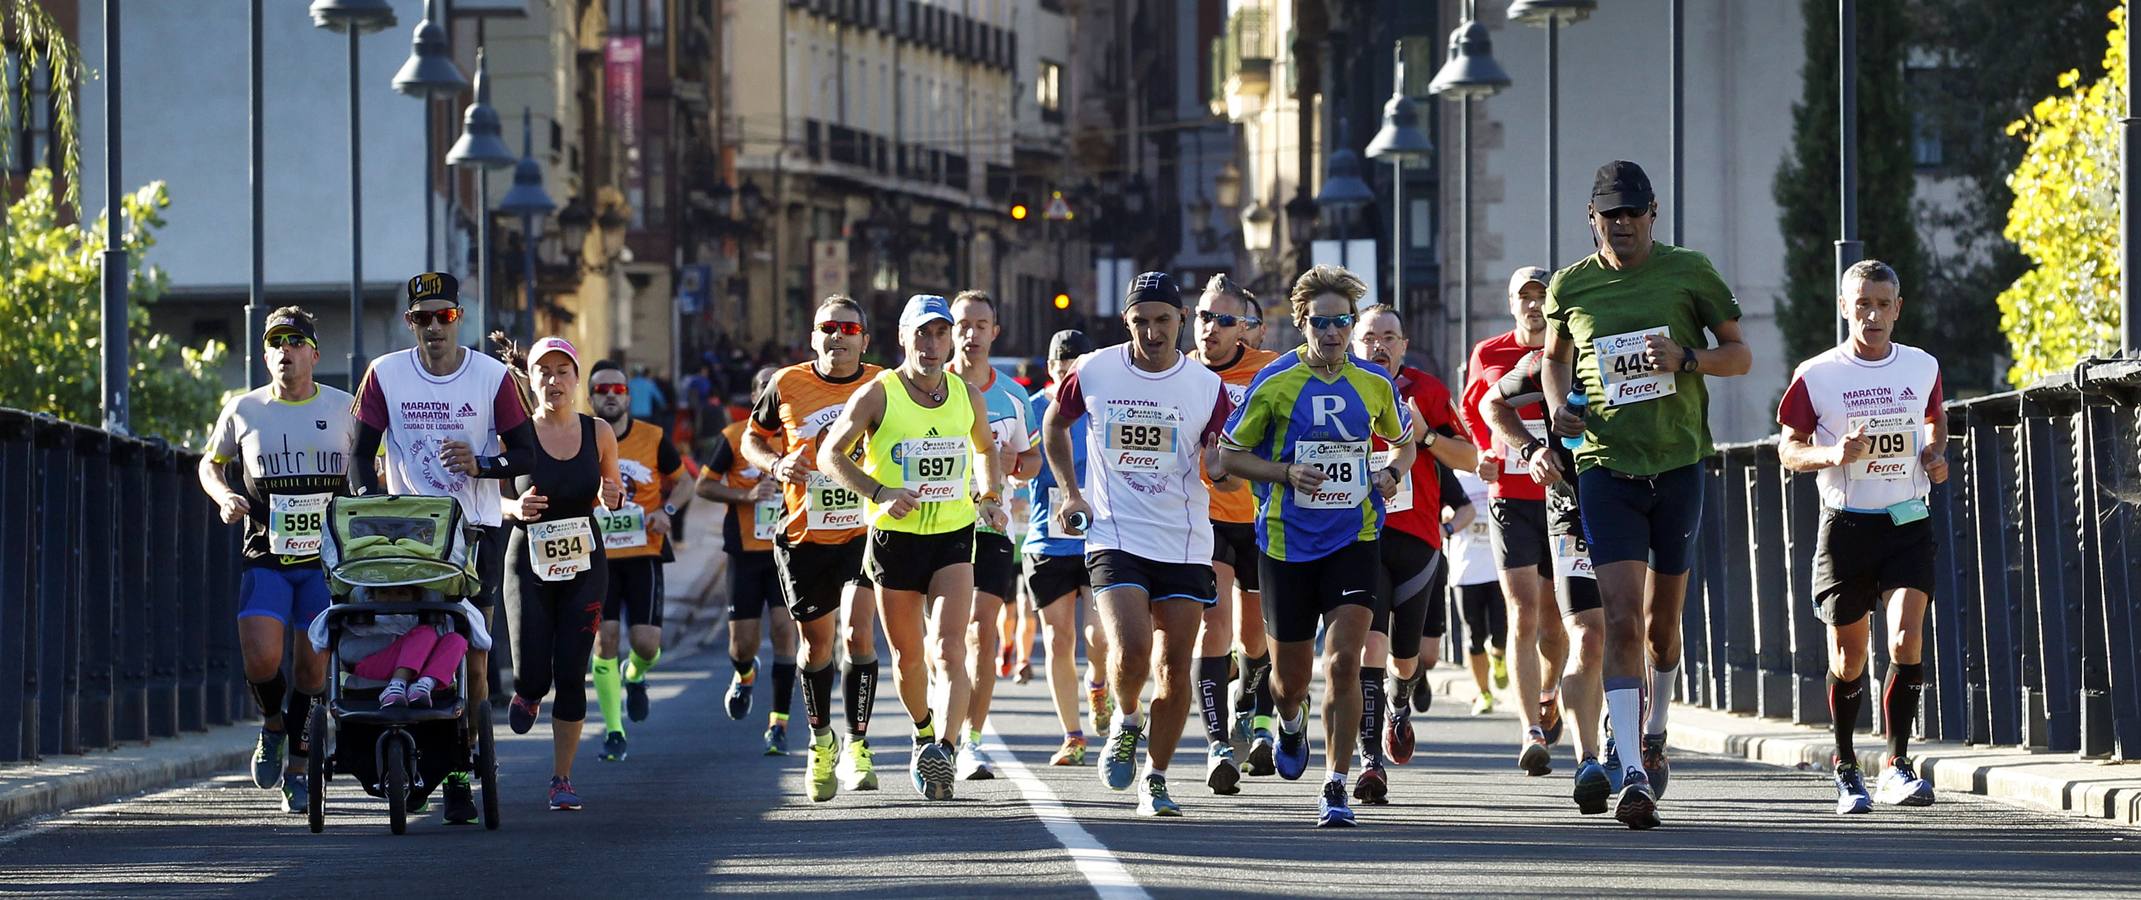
left=1044, top=192, right=1074, bottom=222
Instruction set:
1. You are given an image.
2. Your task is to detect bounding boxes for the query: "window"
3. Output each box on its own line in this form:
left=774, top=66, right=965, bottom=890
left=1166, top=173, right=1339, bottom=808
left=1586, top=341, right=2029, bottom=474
left=5, top=48, right=54, bottom=177
left=1906, top=66, right=1954, bottom=171
left=1036, top=60, right=1061, bottom=123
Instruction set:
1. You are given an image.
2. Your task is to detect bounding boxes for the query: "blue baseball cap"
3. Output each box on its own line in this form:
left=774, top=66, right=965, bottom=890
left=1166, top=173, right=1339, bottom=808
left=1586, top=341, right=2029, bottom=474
left=900, top=294, right=953, bottom=330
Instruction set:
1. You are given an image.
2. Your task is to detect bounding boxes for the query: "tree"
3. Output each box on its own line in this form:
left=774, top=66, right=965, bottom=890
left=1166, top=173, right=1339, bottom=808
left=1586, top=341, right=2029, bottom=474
left=0, top=168, right=226, bottom=444
left=3, top=0, right=83, bottom=211
left=1773, top=0, right=1927, bottom=372
left=1994, top=5, right=2125, bottom=387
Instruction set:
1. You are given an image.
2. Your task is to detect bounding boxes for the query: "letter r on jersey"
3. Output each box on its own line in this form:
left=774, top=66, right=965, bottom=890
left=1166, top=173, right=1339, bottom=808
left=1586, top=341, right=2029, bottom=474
left=1311, top=395, right=1359, bottom=440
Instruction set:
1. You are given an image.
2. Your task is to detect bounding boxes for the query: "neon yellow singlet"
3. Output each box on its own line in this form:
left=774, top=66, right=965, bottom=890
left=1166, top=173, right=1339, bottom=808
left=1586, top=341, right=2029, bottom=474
left=862, top=370, right=978, bottom=534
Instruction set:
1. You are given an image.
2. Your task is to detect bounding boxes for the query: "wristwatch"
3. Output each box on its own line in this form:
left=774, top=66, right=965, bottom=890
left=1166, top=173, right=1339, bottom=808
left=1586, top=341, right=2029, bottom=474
left=1679, top=347, right=1700, bottom=373
left=1520, top=437, right=1549, bottom=461
left=661, top=503, right=678, bottom=516
left=1420, top=429, right=1439, bottom=449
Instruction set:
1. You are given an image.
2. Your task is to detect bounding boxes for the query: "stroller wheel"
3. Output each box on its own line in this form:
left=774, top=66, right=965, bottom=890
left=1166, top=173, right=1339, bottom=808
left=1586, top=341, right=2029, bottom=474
left=384, top=738, right=410, bottom=836
left=477, top=703, right=501, bottom=830
left=306, top=706, right=329, bottom=834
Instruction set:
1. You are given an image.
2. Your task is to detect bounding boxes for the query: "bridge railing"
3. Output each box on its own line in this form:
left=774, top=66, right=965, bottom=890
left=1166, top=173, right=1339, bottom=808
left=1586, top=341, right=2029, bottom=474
left=0, top=409, right=247, bottom=764
left=1680, top=358, right=2141, bottom=761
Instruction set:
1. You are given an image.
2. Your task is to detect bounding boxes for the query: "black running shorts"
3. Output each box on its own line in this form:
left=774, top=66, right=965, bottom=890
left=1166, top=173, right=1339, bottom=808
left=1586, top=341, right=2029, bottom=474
left=1023, top=553, right=1089, bottom=609
left=1209, top=521, right=1263, bottom=592
left=1813, top=508, right=1937, bottom=626
left=973, top=530, right=1017, bottom=600
left=1489, top=497, right=1551, bottom=576
left=1086, top=550, right=1216, bottom=606
left=865, top=526, right=976, bottom=594
left=775, top=537, right=865, bottom=623
left=1259, top=539, right=1381, bottom=644
left=727, top=550, right=781, bottom=622
left=603, top=557, right=666, bottom=628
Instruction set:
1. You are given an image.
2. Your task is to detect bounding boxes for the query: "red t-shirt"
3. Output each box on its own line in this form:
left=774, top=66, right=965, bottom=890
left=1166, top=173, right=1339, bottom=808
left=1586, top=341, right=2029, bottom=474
left=1382, top=366, right=1460, bottom=548
left=1462, top=331, right=1547, bottom=502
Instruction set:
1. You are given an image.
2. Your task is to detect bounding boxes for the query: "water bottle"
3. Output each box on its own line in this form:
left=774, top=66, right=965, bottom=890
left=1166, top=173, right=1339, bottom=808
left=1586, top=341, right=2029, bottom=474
left=1561, top=390, right=1588, bottom=450
left=1065, top=509, right=1091, bottom=534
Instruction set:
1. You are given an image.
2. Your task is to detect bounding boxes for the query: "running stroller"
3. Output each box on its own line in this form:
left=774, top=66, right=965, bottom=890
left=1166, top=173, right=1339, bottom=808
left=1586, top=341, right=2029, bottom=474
left=308, top=494, right=500, bottom=835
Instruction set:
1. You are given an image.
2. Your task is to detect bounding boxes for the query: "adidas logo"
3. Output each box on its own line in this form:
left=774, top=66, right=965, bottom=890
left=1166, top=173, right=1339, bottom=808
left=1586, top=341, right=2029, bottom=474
left=1898, top=388, right=1916, bottom=402
left=926, top=427, right=940, bottom=436
left=458, top=403, right=477, bottom=416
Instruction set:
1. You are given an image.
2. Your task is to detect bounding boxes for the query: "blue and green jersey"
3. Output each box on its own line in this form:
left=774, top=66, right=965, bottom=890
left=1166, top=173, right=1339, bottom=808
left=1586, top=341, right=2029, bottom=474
left=1221, top=348, right=1412, bottom=562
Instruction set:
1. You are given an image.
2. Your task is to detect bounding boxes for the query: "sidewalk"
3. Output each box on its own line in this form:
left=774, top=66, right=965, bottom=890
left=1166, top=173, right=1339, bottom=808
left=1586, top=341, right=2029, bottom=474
left=1425, top=668, right=2141, bottom=827
left=659, top=500, right=733, bottom=649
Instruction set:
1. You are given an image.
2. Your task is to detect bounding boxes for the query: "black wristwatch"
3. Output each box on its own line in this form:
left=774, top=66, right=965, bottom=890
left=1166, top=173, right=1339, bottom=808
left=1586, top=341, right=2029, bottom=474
left=1519, top=437, right=1548, bottom=461
left=1679, top=347, right=1700, bottom=373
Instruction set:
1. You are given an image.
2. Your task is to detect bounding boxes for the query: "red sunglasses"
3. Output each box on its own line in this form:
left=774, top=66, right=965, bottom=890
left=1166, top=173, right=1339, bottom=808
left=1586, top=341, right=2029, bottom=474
left=816, top=321, right=864, bottom=336
left=590, top=383, right=630, bottom=396
left=405, top=307, right=463, bottom=327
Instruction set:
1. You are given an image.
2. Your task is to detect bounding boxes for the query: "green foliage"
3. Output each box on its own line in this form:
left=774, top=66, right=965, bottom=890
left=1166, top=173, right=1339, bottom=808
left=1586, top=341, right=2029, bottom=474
left=3, top=0, right=83, bottom=212
left=1995, top=5, right=2125, bottom=387
left=1774, top=0, right=1928, bottom=372
left=0, top=168, right=226, bottom=445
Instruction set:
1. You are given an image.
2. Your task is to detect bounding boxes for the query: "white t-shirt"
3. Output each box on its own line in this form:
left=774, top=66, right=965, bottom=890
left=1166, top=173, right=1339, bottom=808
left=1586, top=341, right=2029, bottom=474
left=355, top=348, right=531, bottom=527
left=1445, top=470, right=1499, bottom=586
left=1053, top=344, right=1232, bottom=565
left=1776, top=342, right=1944, bottom=512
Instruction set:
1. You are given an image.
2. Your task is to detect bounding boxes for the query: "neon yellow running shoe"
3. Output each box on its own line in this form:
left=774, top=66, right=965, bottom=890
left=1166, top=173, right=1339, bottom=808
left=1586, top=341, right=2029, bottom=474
left=839, top=737, right=879, bottom=791
left=808, top=731, right=839, bottom=803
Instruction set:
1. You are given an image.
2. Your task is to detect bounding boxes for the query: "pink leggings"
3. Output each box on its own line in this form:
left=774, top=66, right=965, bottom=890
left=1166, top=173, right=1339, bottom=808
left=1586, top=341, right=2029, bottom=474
left=354, top=628, right=468, bottom=686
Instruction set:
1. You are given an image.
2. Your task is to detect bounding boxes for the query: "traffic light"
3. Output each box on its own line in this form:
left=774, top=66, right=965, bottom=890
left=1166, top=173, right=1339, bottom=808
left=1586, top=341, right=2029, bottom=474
left=1052, top=291, right=1072, bottom=310
left=1009, top=197, right=1031, bottom=221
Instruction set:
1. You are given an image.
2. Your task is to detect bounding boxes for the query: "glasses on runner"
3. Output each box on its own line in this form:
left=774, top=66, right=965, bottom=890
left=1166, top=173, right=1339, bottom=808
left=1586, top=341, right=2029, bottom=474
left=405, top=307, right=463, bottom=327
left=1243, top=316, right=1263, bottom=328
left=1595, top=207, right=1648, bottom=223
left=1306, top=314, right=1356, bottom=331
left=590, top=383, right=629, bottom=396
left=1196, top=310, right=1244, bottom=327
left=816, top=320, right=864, bottom=336
left=264, top=333, right=315, bottom=349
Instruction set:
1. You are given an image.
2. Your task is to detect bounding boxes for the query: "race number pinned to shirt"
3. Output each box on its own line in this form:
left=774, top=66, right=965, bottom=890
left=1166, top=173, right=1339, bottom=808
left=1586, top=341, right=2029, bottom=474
left=1552, top=534, right=1596, bottom=581
left=1595, top=326, right=1679, bottom=407
left=529, top=518, right=595, bottom=582
left=805, top=471, right=865, bottom=531
left=752, top=498, right=785, bottom=541
left=898, top=437, right=970, bottom=503
left=1294, top=440, right=1370, bottom=509
left=268, top=493, right=330, bottom=556
left=1502, top=420, right=1551, bottom=475
left=1846, top=413, right=1921, bottom=482
left=1372, top=450, right=1413, bottom=513
left=597, top=505, right=649, bottom=551
left=1101, top=403, right=1182, bottom=474
left=1046, top=487, right=1075, bottom=539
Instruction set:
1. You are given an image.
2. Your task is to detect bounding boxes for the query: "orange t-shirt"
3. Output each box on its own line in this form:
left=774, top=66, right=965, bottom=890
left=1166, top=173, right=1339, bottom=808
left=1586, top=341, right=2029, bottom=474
left=706, top=420, right=775, bottom=553
left=747, top=361, right=883, bottom=546
left=604, top=418, right=686, bottom=560
left=1202, top=346, right=1280, bottom=524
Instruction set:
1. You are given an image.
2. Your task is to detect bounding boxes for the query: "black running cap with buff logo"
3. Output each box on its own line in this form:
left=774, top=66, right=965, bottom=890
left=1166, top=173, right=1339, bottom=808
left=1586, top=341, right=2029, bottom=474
left=406, top=272, right=461, bottom=307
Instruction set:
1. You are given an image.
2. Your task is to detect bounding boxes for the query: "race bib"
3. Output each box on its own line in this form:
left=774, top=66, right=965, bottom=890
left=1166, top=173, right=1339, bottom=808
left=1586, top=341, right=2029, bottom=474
left=1045, top=487, right=1075, bottom=540
left=268, top=493, right=330, bottom=556
left=1293, top=440, right=1369, bottom=509
left=1553, top=533, right=1596, bottom=581
left=1101, top=404, right=1182, bottom=474
left=1594, top=327, right=1679, bottom=407
left=596, top=505, right=649, bottom=550
left=751, top=497, right=784, bottom=541
left=898, top=437, right=970, bottom=503
left=805, top=471, right=865, bottom=531
left=529, top=518, right=595, bottom=582
left=1372, top=450, right=1413, bottom=513
left=1468, top=519, right=1490, bottom=539
left=1847, top=413, right=1920, bottom=481
left=1502, top=419, right=1551, bottom=474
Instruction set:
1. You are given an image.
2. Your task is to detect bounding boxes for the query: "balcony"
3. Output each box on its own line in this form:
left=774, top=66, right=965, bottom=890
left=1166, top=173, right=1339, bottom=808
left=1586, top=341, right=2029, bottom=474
left=1208, top=7, right=1272, bottom=123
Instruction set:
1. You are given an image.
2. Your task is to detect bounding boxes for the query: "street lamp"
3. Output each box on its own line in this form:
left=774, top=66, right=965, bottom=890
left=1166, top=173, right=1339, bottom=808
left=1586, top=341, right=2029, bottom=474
left=1509, top=0, right=1594, bottom=269
left=446, top=48, right=515, bottom=346
left=1284, top=188, right=1319, bottom=256
left=1215, top=161, right=1243, bottom=210
left=392, top=0, right=467, bottom=274
left=1432, top=4, right=1513, bottom=358
left=310, top=0, right=397, bottom=388
left=1240, top=201, right=1276, bottom=253
left=498, top=110, right=558, bottom=348
left=1314, top=148, right=1374, bottom=243
left=1366, top=41, right=1433, bottom=314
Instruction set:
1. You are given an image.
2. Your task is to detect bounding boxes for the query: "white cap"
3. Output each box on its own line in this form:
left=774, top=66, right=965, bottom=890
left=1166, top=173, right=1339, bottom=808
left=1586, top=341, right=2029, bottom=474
left=1508, top=266, right=1552, bottom=297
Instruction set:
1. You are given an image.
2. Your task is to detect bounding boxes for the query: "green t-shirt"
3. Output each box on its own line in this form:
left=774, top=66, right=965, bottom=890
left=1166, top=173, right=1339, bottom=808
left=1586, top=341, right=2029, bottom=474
left=1544, top=242, right=1741, bottom=476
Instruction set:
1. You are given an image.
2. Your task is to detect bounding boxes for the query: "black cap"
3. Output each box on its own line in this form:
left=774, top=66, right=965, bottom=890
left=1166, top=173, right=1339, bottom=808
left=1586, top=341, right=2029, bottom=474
left=406, top=272, right=461, bottom=307
left=1048, top=329, right=1095, bottom=360
left=1590, top=160, right=1655, bottom=212
left=263, top=312, right=317, bottom=342
left=1125, top=271, right=1181, bottom=308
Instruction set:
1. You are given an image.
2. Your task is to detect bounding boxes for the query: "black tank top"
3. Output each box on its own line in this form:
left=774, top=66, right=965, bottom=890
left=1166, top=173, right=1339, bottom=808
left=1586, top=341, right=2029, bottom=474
left=516, top=414, right=603, bottom=525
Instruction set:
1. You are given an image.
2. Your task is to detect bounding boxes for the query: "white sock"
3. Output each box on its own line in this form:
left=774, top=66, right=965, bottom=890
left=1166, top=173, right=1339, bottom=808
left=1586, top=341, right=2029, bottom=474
left=1607, top=687, right=1644, bottom=781
left=1325, top=770, right=1346, bottom=786
left=1121, top=709, right=1144, bottom=730
left=1645, top=665, right=1678, bottom=735
left=1143, top=760, right=1166, bottom=779
left=1281, top=708, right=1305, bottom=734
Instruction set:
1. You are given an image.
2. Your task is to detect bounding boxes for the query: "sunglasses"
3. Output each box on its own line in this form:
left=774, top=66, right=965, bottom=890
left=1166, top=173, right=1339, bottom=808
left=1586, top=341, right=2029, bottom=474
left=1306, top=314, right=1356, bottom=331
left=1196, top=310, right=1244, bottom=327
left=590, top=383, right=630, bottom=396
left=405, top=307, right=463, bottom=327
left=1595, top=207, right=1649, bottom=223
left=264, top=333, right=315, bottom=349
left=816, top=321, right=864, bottom=336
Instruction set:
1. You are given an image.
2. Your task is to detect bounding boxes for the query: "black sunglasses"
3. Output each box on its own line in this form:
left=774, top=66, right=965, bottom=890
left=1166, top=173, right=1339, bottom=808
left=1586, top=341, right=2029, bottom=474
left=1595, top=207, right=1650, bottom=223
left=1197, top=310, right=1245, bottom=327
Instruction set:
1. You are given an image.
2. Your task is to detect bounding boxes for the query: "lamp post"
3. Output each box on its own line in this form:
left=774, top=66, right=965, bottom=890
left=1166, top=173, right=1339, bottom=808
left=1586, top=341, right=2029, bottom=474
left=100, top=0, right=126, bottom=430
left=446, top=48, right=514, bottom=345
left=1315, top=148, right=1374, bottom=238
left=498, top=110, right=557, bottom=348
left=393, top=0, right=468, bottom=274
left=1366, top=41, right=1433, bottom=315
left=1432, top=8, right=1513, bottom=358
left=1669, top=0, right=1683, bottom=247
left=1509, top=0, right=1594, bottom=269
left=310, top=0, right=398, bottom=389
left=1835, top=0, right=1861, bottom=345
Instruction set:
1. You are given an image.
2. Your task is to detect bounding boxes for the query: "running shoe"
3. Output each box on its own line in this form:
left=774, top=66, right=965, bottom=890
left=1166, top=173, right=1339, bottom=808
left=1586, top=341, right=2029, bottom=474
left=808, top=732, right=839, bottom=802
left=1604, top=740, right=1625, bottom=793
left=999, top=645, right=1016, bottom=680
left=1641, top=733, right=1670, bottom=800
left=379, top=680, right=408, bottom=707
left=764, top=722, right=789, bottom=756
left=548, top=775, right=582, bottom=811
left=252, top=730, right=287, bottom=789
left=1138, top=773, right=1182, bottom=817
left=625, top=676, right=650, bottom=722
left=1230, top=709, right=1255, bottom=747
left=442, top=771, right=478, bottom=824
left=1050, top=735, right=1087, bottom=767
left=1835, top=763, right=1873, bottom=815
left=1470, top=694, right=1495, bottom=716
left=1245, top=728, right=1277, bottom=777
left=838, top=737, right=879, bottom=791
left=1385, top=712, right=1416, bottom=765
left=1317, top=779, right=1358, bottom=828
left=1089, top=686, right=1114, bottom=736
left=958, top=744, right=997, bottom=781
left=1275, top=710, right=1310, bottom=781
left=912, top=740, right=956, bottom=801
left=1015, top=662, right=1033, bottom=685
left=406, top=678, right=435, bottom=708
left=1539, top=693, right=1564, bottom=745
left=1408, top=672, right=1435, bottom=715
left=725, top=670, right=754, bottom=721
left=1491, top=654, right=1510, bottom=690
left=1101, top=722, right=1142, bottom=791
left=1519, top=731, right=1553, bottom=776
left=508, top=694, right=540, bottom=735
left=1573, top=757, right=1611, bottom=815
left=281, top=773, right=309, bottom=814
left=1353, top=758, right=1390, bottom=805
left=600, top=731, right=628, bottom=762
left=1614, top=769, right=1660, bottom=829
left=1875, top=756, right=1935, bottom=807
left=1206, top=742, right=1242, bottom=796
left=405, top=789, right=429, bottom=815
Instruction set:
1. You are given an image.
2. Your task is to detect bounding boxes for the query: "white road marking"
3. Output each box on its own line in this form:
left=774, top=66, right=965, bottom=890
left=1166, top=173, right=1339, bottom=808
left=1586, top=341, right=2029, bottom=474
left=981, top=724, right=1149, bottom=900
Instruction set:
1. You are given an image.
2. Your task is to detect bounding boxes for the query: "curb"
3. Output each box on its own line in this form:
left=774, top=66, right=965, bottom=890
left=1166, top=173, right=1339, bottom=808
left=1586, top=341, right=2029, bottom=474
left=0, top=727, right=256, bottom=830
left=1423, top=669, right=2141, bottom=828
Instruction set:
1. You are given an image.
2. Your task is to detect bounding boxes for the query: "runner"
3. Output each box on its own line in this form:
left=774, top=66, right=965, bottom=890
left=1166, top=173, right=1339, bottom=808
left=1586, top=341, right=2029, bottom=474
left=1350, top=304, right=1476, bottom=804
left=1042, top=272, right=1235, bottom=817
left=699, top=367, right=801, bottom=755
left=1218, top=264, right=1413, bottom=827
left=817, top=294, right=1008, bottom=802
left=1462, top=265, right=1571, bottom=776
left=948, top=290, right=1040, bottom=781
left=1445, top=467, right=1507, bottom=715
left=1541, top=159, right=1752, bottom=828
left=743, top=296, right=884, bottom=802
left=580, top=359, right=692, bottom=762
left=1024, top=329, right=1110, bottom=766
left=200, top=307, right=355, bottom=814
left=496, top=336, right=624, bottom=811
left=1774, top=259, right=1945, bottom=815
left=350, top=272, right=535, bottom=824
left=1187, top=274, right=1279, bottom=789
left=1240, top=296, right=1268, bottom=351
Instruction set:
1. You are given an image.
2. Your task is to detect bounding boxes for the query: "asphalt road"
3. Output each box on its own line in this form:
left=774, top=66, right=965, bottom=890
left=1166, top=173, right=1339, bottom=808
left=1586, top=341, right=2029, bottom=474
left=3, top=633, right=2137, bottom=898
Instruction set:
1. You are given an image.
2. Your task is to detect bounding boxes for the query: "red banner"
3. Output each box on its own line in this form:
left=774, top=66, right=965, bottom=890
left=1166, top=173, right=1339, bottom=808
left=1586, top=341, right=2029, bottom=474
left=606, top=36, right=645, bottom=227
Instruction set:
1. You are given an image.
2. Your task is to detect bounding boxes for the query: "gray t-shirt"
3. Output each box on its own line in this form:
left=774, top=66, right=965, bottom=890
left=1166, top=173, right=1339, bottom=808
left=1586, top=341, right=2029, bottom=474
left=206, top=384, right=358, bottom=568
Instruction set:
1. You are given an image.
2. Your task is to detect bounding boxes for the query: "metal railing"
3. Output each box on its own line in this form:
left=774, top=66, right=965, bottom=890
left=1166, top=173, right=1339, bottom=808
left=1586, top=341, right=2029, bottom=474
left=0, top=409, right=247, bottom=763
left=1680, top=358, right=2141, bottom=761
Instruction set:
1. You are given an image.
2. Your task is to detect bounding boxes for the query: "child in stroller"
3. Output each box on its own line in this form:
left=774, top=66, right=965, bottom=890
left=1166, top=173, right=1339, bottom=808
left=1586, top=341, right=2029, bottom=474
left=332, top=592, right=483, bottom=708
